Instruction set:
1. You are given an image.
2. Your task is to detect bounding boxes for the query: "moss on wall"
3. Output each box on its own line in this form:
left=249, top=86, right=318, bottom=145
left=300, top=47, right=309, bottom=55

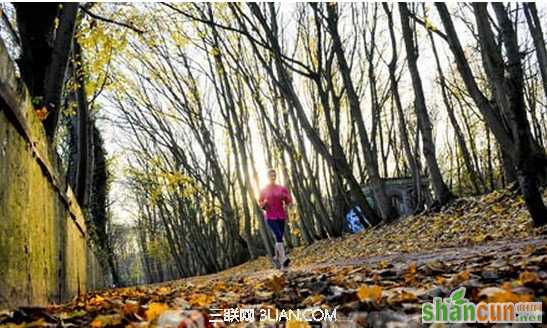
left=0, top=40, right=104, bottom=308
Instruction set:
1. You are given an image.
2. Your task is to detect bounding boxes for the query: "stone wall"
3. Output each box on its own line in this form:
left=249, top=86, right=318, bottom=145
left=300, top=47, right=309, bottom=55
left=0, top=39, right=105, bottom=308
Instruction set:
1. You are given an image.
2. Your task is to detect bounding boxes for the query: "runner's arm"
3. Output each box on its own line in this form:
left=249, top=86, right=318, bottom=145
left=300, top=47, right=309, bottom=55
left=284, top=188, right=293, bottom=207
left=258, top=190, right=267, bottom=209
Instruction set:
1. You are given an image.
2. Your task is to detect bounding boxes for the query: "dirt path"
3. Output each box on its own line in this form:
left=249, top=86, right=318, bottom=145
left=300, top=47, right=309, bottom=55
left=324, top=235, right=547, bottom=268
left=184, top=235, right=547, bottom=285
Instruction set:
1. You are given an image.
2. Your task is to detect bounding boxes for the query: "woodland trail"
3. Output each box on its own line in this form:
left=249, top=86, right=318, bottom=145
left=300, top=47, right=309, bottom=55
left=315, top=235, right=547, bottom=271
left=185, top=235, right=547, bottom=285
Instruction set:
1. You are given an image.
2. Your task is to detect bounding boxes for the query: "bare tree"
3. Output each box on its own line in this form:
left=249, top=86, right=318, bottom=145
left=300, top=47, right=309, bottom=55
left=399, top=3, right=452, bottom=206
left=436, top=3, right=547, bottom=225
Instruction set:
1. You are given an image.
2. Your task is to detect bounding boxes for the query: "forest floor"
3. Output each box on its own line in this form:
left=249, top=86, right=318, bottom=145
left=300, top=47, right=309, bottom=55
left=1, top=188, right=546, bottom=327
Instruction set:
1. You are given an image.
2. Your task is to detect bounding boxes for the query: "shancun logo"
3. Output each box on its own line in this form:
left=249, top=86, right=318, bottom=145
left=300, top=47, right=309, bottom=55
left=422, top=287, right=542, bottom=323
left=422, top=287, right=472, bottom=323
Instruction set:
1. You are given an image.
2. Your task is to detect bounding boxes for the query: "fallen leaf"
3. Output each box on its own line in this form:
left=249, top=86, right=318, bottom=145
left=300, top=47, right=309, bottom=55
left=58, top=309, right=87, bottom=320
left=122, top=300, right=140, bottom=316
left=145, top=302, right=169, bottom=321
left=403, top=262, right=417, bottom=284
left=156, top=286, right=171, bottom=295
left=255, top=290, right=273, bottom=301
left=302, top=294, right=323, bottom=306
left=189, top=293, right=214, bottom=307
left=265, top=274, right=285, bottom=293
left=387, top=288, right=418, bottom=305
left=518, top=271, right=540, bottom=286
left=357, top=285, right=382, bottom=303
left=90, top=314, right=122, bottom=327
left=450, top=271, right=470, bottom=285
left=24, top=319, right=48, bottom=327
left=478, top=287, right=533, bottom=303
left=286, top=320, right=310, bottom=328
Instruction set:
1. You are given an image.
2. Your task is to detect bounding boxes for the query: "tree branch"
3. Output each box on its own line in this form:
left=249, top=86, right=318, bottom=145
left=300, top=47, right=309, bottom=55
left=0, top=5, right=20, bottom=45
left=79, top=5, right=145, bottom=34
left=407, top=11, right=448, bottom=42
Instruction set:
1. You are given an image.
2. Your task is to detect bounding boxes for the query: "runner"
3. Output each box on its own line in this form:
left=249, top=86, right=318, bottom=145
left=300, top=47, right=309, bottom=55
left=258, top=168, right=293, bottom=269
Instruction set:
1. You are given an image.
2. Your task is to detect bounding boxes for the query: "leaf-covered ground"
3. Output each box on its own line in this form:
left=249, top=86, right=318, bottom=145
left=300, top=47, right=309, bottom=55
left=1, top=189, right=546, bottom=327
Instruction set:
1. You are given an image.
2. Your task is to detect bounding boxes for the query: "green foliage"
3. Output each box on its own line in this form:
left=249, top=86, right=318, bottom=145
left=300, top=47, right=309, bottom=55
left=147, top=237, right=170, bottom=263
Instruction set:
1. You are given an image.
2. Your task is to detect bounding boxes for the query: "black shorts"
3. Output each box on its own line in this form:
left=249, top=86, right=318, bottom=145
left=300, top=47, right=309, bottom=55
left=266, top=219, right=285, bottom=242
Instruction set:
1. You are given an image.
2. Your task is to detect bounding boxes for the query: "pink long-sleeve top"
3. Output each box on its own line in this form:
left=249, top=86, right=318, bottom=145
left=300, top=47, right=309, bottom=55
left=258, top=184, right=293, bottom=220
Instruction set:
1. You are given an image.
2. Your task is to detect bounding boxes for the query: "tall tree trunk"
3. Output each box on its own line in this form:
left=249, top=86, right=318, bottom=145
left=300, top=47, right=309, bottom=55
left=14, top=3, right=79, bottom=139
left=382, top=3, right=423, bottom=213
left=428, top=28, right=484, bottom=195
left=500, top=149, right=517, bottom=186
left=325, top=3, right=398, bottom=221
left=488, top=3, right=547, bottom=224
left=523, top=3, right=547, bottom=102
left=90, top=125, right=121, bottom=286
left=485, top=124, right=495, bottom=190
left=43, top=3, right=79, bottom=139
left=206, top=14, right=256, bottom=259
left=399, top=3, right=452, bottom=206
left=68, top=41, right=94, bottom=207
left=435, top=3, right=515, bottom=153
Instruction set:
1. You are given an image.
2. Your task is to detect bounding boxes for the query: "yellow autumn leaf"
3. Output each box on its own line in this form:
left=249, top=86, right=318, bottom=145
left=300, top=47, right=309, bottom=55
left=189, top=293, right=214, bottom=307
left=265, top=274, right=286, bottom=293
left=480, top=288, right=533, bottom=303
left=518, top=271, right=540, bottom=286
left=386, top=289, right=418, bottom=305
left=435, top=276, right=447, bottom=285
left=145, top=302, right=169, bottom=321
left=156, top=286, right=171, bottom=295
left=404, top=262, right=417, bottom=284
left=500, top=282, right=514, bottom=291
left=88, top=294, right=107, bottom=307
left=357, top=285, right=382, bottom=303
left=399, top=290, right=418, bottom=302
left=254, top=289, right=273, bottom=300
left=302, top=294, right=323, bottom=306
left=450, top=270, right=470, bottom=285
left=424, top=17, right=438, bottom=32
left=378, top=260, right=389, bottom=269
left=210, top=47, right=221, bottom=57
left=286, top=320, right=310, bottom=328
left=214, top=281, right=226, bottom=291
left=122, top=301, right=139, bottom=316
left=90, top=314, right=122, bottom=327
